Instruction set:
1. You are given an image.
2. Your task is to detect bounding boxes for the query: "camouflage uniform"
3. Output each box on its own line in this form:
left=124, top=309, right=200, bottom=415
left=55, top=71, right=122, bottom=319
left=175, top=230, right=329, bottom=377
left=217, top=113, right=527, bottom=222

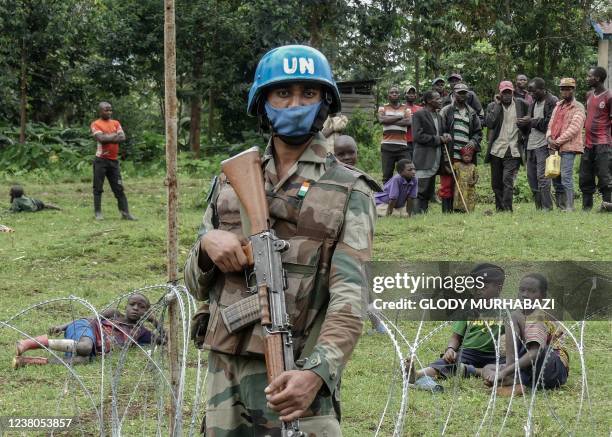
left=184, top=133, right=377, bottom=436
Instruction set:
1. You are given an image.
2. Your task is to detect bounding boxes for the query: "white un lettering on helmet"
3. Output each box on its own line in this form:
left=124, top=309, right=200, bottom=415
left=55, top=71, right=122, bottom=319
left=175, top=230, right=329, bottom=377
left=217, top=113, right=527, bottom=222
left=283, top=57, right=315, bottom=75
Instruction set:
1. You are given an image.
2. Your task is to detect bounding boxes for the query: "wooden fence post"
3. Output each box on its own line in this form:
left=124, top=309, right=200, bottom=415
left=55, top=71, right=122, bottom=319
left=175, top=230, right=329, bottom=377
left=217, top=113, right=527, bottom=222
left=164, top=0, right=181, bottom=434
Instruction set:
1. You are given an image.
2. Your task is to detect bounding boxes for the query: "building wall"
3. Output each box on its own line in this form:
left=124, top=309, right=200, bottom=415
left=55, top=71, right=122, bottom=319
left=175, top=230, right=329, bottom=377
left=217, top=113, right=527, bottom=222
left=339, top=94, right=376, bottom=118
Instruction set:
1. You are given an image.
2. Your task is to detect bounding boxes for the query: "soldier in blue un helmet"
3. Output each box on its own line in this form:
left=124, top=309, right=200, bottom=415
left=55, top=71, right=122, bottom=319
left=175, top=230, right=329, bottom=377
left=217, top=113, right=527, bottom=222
left=184, top=45, right=380, bottom=436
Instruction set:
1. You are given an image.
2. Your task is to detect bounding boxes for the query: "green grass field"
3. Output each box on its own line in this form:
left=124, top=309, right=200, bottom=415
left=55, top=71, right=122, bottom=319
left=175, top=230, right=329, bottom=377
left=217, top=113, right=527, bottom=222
left=0, top=174, right=610, bottom=436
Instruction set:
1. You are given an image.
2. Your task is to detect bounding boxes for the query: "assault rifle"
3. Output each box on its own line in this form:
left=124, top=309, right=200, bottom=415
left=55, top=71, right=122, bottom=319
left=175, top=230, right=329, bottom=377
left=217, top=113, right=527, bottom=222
left=221, top=147, right=304, bottom=437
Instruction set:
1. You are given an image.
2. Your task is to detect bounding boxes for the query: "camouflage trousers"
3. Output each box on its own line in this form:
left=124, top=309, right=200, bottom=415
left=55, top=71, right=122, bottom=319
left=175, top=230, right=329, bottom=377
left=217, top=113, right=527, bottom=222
left=203, top=351, right=342, bottom=437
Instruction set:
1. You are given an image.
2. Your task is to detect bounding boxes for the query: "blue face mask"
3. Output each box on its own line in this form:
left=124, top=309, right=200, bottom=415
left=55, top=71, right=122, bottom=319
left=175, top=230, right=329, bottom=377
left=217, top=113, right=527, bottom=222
left=264, top=101, right=322, bottom=137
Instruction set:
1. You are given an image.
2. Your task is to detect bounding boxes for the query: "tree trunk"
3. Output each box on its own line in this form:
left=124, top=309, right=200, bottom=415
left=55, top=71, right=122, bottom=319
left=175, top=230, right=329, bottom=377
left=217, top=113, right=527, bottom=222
left=189, top=46, right=205, bottom=158
left=536, top=1, right=547, bottom=77
left=159, top=88, right=165, bottom=124
left=190, top=95, right=202, bottom=158
left=415, top=52, right=420, bottom=92
left=308, top=7, right=322, bottom=47
left=19, top=37, right=27, bottom=144
left=207, top=89, right=214, bottom=142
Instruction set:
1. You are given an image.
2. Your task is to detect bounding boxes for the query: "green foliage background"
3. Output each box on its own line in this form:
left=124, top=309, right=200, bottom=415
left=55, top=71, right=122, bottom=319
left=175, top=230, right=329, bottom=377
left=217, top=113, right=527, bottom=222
left=1, top=0, right=610, bottom=146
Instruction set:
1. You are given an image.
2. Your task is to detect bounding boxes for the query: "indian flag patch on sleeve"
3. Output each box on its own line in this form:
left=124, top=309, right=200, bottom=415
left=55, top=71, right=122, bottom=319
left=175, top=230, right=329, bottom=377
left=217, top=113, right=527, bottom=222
left=297, top=181, right=311, bottom=198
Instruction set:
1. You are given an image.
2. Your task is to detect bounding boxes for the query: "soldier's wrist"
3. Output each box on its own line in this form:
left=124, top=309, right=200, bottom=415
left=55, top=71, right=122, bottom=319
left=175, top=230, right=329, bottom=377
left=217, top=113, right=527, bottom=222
left=303, top=369, right=324, bottom=387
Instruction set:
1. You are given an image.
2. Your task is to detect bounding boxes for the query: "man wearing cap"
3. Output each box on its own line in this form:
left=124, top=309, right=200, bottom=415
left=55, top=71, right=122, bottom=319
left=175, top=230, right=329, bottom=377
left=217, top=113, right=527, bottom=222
left=485, top=81, right=530, bottom=212
left=442, top=73, right=484, bottom=123
left=404, top=85, right=423, bottom=161
left=439, top=83, right=483, bottom=212
left=378, top=85, right=413, bottom=183
left=522, top=77, right=559, bottom=211
left=432, top=77, right=448, bottom=99
left=184, top=45, right=378, bottom=435
left=413, top=90, right=453, bottom=213
left=514, top=74, right=533, bottom=106
left=546, top=77, right=586, bottom=211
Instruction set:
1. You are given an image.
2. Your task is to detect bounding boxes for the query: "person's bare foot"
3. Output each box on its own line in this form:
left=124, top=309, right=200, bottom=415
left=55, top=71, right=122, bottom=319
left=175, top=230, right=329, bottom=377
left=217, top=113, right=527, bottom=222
left=403, top=356, right=416, bottom=384
left=496, top=384, right=525, bottom=397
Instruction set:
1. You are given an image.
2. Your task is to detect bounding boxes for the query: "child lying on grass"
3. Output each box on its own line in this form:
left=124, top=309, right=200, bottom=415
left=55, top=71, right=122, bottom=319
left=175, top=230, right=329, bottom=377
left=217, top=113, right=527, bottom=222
left=13, top=293, right=163, bottom=368
left=482, top=273, right=569, bottom=395
left=9, top=185, right=61, bottom=212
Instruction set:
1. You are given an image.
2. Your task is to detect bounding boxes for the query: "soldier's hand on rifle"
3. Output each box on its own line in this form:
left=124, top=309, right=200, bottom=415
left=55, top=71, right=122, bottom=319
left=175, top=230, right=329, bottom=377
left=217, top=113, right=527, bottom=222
left=201, top=230, right=249, bottom=273
left=264, top=369, right=324, bottom=422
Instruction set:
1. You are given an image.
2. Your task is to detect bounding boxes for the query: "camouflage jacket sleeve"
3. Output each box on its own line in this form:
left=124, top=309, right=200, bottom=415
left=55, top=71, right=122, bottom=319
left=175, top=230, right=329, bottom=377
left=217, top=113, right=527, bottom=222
left=183, top=182, right=220, bottom=301
left=301, top=178, right=375, bottom=394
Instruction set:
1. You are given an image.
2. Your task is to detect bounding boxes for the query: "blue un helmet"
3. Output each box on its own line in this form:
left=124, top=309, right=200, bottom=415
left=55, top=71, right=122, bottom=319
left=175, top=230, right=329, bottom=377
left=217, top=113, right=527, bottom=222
left=247, top=45, right=341, bottom=116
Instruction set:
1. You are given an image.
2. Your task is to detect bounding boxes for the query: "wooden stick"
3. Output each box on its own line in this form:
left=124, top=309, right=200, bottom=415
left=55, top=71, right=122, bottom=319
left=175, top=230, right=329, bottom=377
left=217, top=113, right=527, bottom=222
left=443, top=144, right=470, bottom=213
left=164, top=0, right=181, bottom=435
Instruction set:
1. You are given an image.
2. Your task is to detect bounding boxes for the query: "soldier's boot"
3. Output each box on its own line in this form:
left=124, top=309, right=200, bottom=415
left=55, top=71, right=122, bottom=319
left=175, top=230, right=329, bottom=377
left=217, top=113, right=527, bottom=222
left=16, top=335, right=48, bottom=356
left=94, top=194, right=103, bottom=220
left=582, top=193, right=593, bottom=211
left=13, top=356, right=48, bottom=369
left=600, top=201, right=612, bottom=212
left=563, top=191, right=575, bottom=212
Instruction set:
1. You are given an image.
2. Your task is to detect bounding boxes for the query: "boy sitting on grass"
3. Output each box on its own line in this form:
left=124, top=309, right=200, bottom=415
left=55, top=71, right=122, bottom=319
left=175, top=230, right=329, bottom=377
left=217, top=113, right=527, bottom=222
left=374, top=159, right=418, bottom=217
left=482, top=273, right=569, bottom=395
left=405, top=264, right=506, bottom=392
left=13, top=293, right=163, bottom=368
left=9, top=185, right=61, bottom=212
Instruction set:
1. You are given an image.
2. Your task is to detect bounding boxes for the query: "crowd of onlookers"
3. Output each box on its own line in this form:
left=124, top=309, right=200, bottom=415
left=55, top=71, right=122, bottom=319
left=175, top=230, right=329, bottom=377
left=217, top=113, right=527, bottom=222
left=325, top=67, right=611, bottom=216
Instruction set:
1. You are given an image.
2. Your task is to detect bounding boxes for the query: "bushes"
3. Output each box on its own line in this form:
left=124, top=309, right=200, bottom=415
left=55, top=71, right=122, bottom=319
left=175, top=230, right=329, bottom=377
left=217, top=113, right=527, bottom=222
left=0, top=122, right=268, bottom=182
left=0, top=124, right=92, bottom=175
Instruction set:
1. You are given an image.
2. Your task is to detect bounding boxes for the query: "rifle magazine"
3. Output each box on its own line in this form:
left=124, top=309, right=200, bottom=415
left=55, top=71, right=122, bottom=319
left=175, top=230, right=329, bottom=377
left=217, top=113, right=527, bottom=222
left=221, top=294, right=261, bottom=334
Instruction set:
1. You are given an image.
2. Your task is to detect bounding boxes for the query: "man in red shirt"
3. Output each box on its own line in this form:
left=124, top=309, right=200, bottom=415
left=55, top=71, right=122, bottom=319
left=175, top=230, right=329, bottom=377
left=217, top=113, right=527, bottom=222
left=90, top=102, right=136, bottom=220
left=580, top=66, right=611, bottom=211
left=404, top=85, right=423, bottom=161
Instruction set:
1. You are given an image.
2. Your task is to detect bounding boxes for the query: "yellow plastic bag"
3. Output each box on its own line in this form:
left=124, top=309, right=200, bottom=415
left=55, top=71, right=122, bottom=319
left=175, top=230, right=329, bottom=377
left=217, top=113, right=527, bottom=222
left=545, top=151, right=561, bottom=178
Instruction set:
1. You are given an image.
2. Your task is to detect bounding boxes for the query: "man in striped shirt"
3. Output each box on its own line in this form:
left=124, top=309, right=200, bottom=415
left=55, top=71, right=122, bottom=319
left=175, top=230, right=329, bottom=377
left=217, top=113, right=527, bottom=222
left=377, top=85, right=412, bottom=183
left=439, top=83, right=482, bottom=212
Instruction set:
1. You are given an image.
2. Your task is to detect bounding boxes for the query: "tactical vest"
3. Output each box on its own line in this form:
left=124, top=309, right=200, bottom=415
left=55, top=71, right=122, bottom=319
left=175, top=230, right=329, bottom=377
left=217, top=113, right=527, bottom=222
left=201, top=156, right=377, bottom=358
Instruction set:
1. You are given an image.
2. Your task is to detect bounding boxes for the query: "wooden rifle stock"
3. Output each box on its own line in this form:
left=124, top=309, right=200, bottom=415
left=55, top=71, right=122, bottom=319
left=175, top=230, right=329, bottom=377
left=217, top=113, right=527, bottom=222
left=258, top=285, right=285, bottom=383
left=221, top=147, right=269, bottom=235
